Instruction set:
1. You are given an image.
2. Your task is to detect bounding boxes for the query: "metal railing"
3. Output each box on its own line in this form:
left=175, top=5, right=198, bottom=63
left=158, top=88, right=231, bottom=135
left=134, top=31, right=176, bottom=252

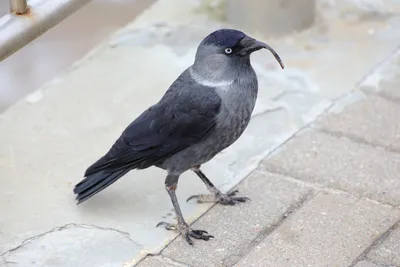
left=0, top=0, right=93, bottom=61
left=10, top=0, right=28, bottom=14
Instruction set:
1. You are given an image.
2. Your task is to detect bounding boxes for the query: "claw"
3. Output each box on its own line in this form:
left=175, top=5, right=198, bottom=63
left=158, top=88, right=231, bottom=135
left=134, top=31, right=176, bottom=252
left=186, top=195, right=198, bottom=202
left=188, top=230, right=214, bottom=242
left=189, top=231, right=214, bottom=241
left=156, top=221, right=213, bottom=245
left=186, top=194, right=215, bottom=203
left=192, top=229, right=208, bottom=234
left=187, top=190, right=251, bottom=206
left=227, top=190, right=239, bottom=196
left=156, top=221, right=177, bottom=230
left=185, top=233, right=194, bottom=246
left=234, top=196, right=251, bottom=202
left=218, top=195, right=251, bottom=205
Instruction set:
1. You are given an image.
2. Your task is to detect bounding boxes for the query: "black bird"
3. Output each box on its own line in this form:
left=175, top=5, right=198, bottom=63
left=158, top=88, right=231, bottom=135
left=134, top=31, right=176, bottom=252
left=74, top=28, right=284, bottom=245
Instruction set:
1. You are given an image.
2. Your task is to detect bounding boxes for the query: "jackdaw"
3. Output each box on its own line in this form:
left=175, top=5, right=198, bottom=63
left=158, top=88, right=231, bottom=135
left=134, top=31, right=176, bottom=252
left=74, top=28, right=284, bottom=245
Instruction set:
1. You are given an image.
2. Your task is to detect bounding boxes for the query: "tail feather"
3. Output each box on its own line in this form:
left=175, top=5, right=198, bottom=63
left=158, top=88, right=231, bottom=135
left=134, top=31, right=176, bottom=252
left=74, top=168, right=130, bottom=204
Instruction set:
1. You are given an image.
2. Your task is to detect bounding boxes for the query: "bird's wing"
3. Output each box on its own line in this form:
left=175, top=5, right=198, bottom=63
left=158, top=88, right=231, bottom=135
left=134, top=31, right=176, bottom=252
left=84, top=72, right=221, bottom=176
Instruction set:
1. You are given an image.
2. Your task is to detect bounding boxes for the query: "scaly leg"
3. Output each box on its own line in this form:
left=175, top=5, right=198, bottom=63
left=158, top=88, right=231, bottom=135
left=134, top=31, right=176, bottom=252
left=187, top=166, right=250, bottom=205
left=156, top=174, right=214, bottom=245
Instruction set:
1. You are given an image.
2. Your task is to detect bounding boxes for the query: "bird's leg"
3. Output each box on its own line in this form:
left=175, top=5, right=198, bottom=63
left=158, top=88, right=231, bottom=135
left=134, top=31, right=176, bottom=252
left=156, top=174, right=214, bottom=245
left=187, top=166, right=251, bottom=205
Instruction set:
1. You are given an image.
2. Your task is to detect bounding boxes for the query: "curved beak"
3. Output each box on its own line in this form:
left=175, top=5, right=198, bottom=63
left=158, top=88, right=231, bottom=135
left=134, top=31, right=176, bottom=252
left=240, top=36, right=285, bottom=69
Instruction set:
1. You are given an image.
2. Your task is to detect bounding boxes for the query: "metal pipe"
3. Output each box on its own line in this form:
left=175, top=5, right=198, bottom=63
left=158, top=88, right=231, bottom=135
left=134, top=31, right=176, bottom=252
left=0, top=0, right=94, bottom=62
left=10, top=0, right=28, bottom=14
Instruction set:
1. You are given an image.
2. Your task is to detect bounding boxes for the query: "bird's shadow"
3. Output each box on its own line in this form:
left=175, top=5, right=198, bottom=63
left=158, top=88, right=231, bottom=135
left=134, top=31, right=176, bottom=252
left=72, top=170, right=169, bottom=219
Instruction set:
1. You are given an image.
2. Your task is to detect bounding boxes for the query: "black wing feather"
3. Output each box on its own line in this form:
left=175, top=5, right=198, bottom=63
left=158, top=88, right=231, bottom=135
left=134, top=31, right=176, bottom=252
left=84, top=71, right=221, bottom=176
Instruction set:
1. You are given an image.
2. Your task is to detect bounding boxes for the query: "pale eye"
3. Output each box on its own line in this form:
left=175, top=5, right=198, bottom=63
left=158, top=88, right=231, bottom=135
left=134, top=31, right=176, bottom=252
left=224, top=48, right=233, bottom=54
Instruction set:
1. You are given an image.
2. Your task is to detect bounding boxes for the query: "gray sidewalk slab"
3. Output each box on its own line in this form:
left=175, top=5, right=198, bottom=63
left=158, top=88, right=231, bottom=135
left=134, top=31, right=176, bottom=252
left=235, top=191, right=400, bottom=267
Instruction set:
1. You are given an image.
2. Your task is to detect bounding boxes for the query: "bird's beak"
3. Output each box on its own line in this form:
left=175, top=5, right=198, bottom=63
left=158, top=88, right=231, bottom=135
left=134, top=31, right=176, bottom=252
left=240, top=36, right=285, bottom=69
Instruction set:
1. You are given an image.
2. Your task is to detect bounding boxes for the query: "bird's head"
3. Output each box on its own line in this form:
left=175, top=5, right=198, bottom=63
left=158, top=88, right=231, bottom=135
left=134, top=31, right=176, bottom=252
left=192, top=29, right=284, bottom=85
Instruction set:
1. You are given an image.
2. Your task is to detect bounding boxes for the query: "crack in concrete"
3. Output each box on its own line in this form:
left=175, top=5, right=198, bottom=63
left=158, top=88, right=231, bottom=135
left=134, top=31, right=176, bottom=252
left=1, top=224, right=70, bottom=257
left=221, top=190, right=316, bottom=267
left=1, top=256, right=8, bottom=267
left=348, top=221, right=400, bottom=267
left=250, top=105, right=286, bottom=120
left=79, top=223, right=141, bottom=247
left=1, top=223, right=141, bottom=258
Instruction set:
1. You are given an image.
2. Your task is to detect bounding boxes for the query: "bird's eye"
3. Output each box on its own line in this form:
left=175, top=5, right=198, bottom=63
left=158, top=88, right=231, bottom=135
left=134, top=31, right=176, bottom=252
left=224, top=48, right=233, bottom=54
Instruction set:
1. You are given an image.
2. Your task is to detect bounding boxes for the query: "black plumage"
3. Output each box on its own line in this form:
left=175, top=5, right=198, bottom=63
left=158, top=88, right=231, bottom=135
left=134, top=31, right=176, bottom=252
left=74, top=70, right=221, bottom=203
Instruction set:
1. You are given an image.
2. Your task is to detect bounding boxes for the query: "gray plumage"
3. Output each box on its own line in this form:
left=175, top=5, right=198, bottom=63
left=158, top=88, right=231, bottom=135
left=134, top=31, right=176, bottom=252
left=74, top=29, right=284, bottom=245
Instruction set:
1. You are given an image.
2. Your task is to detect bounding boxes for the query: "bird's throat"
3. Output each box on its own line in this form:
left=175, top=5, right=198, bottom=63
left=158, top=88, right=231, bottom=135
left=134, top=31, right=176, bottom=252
left=189, top=67, right=234, bottom=88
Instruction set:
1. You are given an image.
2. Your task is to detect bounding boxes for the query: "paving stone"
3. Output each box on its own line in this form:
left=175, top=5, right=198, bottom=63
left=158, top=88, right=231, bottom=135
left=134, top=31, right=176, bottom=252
left=378, top=75, right=400, bottom=102
left=368, top=225, right=400, bottom=266
left=354, top=260, right=381, bottom=267
left=262, top=130, right=400, bottom=206
left=136, top=255, right=187, bottom=267
left=161, top=171, right=312, bottom=267
left=235, top=192, right=400, bottom=267
left=314, top=95, right=400, bottom=151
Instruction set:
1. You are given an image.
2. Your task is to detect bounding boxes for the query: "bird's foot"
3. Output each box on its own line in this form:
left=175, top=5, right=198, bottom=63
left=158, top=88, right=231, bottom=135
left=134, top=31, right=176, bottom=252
left=187, top=190, right=250, bottom=205
left=156, top=221, right=214, bottom=245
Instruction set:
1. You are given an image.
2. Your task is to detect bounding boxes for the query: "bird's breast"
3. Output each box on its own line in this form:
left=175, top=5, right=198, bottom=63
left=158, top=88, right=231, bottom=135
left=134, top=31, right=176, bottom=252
left=214, top=82, right=258, bottom=148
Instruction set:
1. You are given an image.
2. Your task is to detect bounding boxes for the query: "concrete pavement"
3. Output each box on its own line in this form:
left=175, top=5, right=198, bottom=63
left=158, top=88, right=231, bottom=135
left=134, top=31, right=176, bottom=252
left=1, top=0, right=400, bottom=266
left=0, top=0, right=155, bottom=112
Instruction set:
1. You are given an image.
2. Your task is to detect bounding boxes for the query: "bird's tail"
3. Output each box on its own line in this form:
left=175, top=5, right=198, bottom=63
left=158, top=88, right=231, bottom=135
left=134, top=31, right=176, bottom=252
left=73, top=168, right=130, bottom=204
